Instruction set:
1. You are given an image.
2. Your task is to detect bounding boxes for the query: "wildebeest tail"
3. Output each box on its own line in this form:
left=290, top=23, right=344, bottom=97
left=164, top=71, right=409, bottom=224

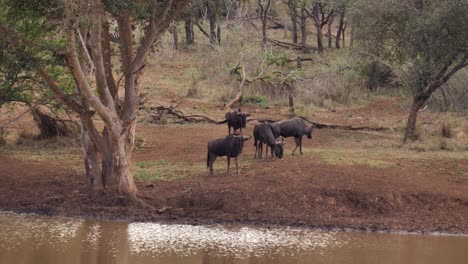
left=207, top=151, right=209, bottom=168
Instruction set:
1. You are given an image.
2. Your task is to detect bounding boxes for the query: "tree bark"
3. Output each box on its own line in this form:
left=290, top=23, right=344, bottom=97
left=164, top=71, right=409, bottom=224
left=336, top=11, right=345, bottom=49
left=404, top=96, right=427, bottom=142
left=289, top=0, right=298, bottom=44
left=349, top=19, right=355, bottom=48
left=300, top=1, right=308, bottom=53
left=288, top=93, right=295, bottom=117
left=258, top=0, right=271, bottom=49
left=184, top=15, right=194, bottom=44
left=172, top=20, right=178, bottom=50
left=80, top=124, right=103, bottom=197
left=312, top=4, right=323, bottom=53
left=327, top=14, right=335, bottom=48
left=207, top=3, right=218, bottom=45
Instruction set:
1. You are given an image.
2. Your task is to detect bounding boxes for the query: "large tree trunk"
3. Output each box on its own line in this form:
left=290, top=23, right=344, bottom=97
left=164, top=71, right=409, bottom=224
left=80, top=123, right=103, bottom=197
left=300, top=3, right=308, bottom=53
left=404, top=96, right=427, bottom=142
left=312, top=3, right=323, bottom=53
left=288, top=93, right=295, bottom=117
left=172, top=20, right=179, bottom=50
left=258, top=0, right=271, bottom=49
left=349, top=20, right=355, bottom=48
left=336, top=11, right=345, bottom=49
left=184, top=15, right=194, bottom=44
left=110, top=131, right=138, bottom=198
left=207, top=4, right=218, bottom=45
left=289, top=0, right=298, bottom=44
left=327, top=14, right=335, bottom=48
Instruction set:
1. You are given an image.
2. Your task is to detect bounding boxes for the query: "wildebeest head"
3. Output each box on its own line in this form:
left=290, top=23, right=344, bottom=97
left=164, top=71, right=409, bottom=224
left=273, top=137, right=285, bottom=159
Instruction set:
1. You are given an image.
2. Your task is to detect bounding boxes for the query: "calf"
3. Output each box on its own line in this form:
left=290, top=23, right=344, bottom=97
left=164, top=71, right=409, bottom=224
left=253, top=122, right=284, bottom=159
left=207, top=134, right=251, bottom=175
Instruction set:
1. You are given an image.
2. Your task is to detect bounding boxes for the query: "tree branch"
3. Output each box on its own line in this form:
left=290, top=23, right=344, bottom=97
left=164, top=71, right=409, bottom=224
left=90, top=0, right=114, bottom=109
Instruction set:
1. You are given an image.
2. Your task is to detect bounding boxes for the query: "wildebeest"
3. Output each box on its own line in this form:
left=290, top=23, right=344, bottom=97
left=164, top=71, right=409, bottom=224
left=271, top=117, right=313, bottom=155
left=253, top=122, right=285, bottom=159
left=207, top=134, right=251, bottom=175
left=220, top=108, right=250, bottom=135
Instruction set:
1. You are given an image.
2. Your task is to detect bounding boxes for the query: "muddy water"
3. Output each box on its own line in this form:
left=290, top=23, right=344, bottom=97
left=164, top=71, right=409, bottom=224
left=0, top=212, right=467, bottom=264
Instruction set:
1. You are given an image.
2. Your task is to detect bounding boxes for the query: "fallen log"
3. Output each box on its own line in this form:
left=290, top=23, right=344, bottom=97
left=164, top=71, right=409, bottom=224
left=255, top=116, right=391, bottom=132
left=148, top=105, right=225, bottom=124
left=147, top=106, right=392, bottom=132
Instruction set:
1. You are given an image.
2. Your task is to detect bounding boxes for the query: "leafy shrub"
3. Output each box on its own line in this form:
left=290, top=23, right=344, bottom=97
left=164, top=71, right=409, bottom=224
left=243, top=95, right=268, bottom=107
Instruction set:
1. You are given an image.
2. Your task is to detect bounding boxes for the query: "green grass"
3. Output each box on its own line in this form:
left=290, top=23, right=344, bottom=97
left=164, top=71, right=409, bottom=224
left=306, top=148, right=396, bottom=168
left=133, top=160, right=207, bottom=181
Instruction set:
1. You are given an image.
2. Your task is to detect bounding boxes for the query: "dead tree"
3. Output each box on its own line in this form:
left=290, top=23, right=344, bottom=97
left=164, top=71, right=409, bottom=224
left=226, top=64, right=247, bottom=109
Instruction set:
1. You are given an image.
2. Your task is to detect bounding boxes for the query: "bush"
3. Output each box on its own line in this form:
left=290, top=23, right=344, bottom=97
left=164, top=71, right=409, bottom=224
left=243, top=95, right=269, bottom=107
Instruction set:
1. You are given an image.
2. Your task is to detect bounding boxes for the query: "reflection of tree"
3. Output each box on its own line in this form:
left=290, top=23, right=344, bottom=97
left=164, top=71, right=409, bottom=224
left=96, top=222, right=130, bottom=264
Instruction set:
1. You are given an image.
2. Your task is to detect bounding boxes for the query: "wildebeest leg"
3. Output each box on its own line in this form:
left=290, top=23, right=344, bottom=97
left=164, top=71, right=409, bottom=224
left=259, top=142, right=263, bottom=159
left=254, top=140, right=258, bottom=159
left=299, top=136, right=303, bottom=154
left=292, top=137, right=300, bottom=155
left=208, top=156, right=216, bottom=176
left=227, top=157, right=230, bottom=175
left=228, top=125, right=231, bottom=135
left=235, top=156, right=239, bottom=174
left=265, top=144, right=269, bottom=159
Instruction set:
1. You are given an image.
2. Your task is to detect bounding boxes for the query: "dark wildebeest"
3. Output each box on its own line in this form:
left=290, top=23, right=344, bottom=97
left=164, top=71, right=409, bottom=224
left=253, top=122, right=285, bottom=159
left=271, top=117, right=313, bottom=155
left=220, top=108, right=250, bottom=135
left=207, top=134, right=251, bottom=175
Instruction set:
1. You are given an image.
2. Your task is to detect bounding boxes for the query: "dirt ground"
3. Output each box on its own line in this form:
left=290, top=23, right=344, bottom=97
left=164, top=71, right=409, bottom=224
left=1, top=98, right=467, bottom=234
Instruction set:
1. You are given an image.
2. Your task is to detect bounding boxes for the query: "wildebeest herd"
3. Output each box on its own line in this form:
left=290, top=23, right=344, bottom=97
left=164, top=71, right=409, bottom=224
left=207, top=108, right=314, bottom=175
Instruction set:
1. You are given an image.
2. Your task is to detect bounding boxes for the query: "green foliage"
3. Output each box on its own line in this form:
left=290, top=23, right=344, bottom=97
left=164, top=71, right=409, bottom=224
left=243, top=95, right=269, bottom=107
left=104, top=0, right=151, bottom=19
left=352, top=0, right=468, bottom=96
left=0, top=0, right=70, bottom=110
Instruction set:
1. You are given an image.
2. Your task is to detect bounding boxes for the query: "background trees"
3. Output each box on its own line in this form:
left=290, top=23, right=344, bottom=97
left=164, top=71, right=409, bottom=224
left=352, top=0, right=468, bottom=141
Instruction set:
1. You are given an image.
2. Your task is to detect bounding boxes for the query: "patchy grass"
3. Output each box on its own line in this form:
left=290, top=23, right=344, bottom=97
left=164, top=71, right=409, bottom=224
left=306, top=148, right=396, bottom=168
left=133, top=160, right=206, bottom=181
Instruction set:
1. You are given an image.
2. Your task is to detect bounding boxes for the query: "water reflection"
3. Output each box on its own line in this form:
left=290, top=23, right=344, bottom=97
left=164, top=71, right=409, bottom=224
left=0, top=212, right=467, bottom=264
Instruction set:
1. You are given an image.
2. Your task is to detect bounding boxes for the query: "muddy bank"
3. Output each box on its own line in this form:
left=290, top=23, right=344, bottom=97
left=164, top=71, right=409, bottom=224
left=1, top=153, right=467, bottom=234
